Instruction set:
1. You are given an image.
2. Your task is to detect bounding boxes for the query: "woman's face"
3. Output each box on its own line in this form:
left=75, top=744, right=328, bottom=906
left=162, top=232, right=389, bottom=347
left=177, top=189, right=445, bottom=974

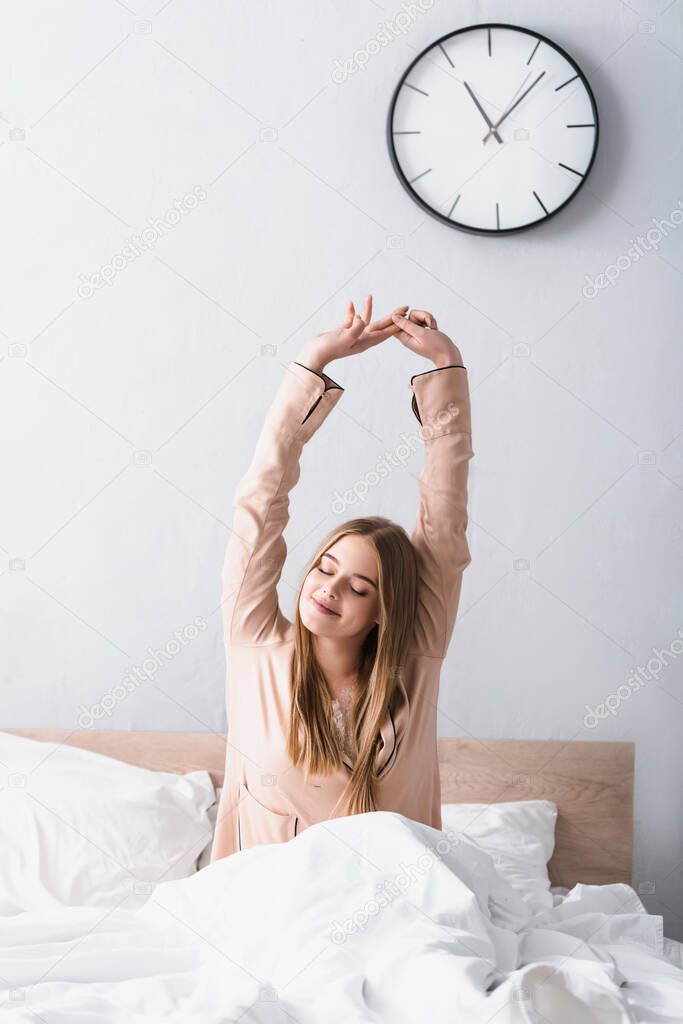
left=299, top=534, right=380, bottom=639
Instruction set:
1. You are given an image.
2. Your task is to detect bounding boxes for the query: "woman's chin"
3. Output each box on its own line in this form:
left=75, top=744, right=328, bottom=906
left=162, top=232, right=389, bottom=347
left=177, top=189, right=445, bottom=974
left=299, top=600, right=339, bottom=635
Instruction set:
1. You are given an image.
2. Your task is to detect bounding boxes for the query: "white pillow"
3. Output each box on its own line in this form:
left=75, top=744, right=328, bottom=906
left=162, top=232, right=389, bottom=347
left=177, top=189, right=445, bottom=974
left=440, top=800, right=558, bottom=913
left=0, top=731, right=216, bottom=914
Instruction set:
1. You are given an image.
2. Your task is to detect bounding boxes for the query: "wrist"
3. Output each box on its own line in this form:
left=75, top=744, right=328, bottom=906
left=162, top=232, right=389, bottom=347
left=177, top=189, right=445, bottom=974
left=433, top=346, right=462, bottom=369
left=294, top=346, right=327, bottom=376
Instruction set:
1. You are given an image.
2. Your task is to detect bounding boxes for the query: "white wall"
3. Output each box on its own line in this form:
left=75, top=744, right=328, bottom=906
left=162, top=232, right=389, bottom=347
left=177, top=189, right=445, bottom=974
left=1, top=1, right=682, bottom=938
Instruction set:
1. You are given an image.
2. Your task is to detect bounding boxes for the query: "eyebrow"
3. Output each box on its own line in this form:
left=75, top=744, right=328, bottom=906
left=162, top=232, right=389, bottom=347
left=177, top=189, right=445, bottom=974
left=321, top=551, right=378, bottom=589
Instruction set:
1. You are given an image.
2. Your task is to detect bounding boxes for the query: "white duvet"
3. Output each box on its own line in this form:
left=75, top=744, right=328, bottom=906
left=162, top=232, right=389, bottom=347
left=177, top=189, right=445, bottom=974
left=1, top=811, right=681, bottom=1023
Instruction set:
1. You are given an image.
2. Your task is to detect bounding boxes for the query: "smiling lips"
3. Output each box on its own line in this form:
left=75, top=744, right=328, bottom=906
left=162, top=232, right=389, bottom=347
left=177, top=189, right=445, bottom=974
left=310, top=596, right=340, bottom=617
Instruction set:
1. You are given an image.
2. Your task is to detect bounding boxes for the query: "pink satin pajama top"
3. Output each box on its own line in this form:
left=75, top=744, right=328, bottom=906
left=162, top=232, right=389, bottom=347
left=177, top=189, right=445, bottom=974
left=212, top=358, right=473, bottom=858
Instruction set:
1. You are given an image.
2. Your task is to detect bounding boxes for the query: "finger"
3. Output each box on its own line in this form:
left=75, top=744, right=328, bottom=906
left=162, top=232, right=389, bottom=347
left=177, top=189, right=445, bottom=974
left=365, top=304, right=409, bottom=330
left=387, top=304, right=410, bottom=325
left=408, top=308, right=437, bottom=330
left=388, top=309, right=417, bottom=345
left=355, top=317, right=405, bottom=351
left=391, top=313, right=430, bottom=342
left=340, top=301, right=353, bottom=329
left=344, top=313, right=367, bottom=340
left=361, top=325, right=401, bottom=345
left=363, top=294, right=373, bottom=324
left=388, top=304, right=410, bottom=332
left=364, top=306, right=408, bottom=336
left=341, top=299, right=355, bottom=328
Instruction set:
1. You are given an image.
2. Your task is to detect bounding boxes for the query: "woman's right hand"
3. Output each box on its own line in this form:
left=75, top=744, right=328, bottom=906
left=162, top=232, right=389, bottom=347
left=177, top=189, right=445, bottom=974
left=295, top=295, right=408, bottom=373
left=391, top=308, right=463, bottom=368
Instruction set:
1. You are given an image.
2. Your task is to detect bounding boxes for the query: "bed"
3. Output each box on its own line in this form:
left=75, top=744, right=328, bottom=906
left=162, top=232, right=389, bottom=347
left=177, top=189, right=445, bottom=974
left=5, top=729, right=635, bottom=887
left=1, top=728, right=681, bottom=1023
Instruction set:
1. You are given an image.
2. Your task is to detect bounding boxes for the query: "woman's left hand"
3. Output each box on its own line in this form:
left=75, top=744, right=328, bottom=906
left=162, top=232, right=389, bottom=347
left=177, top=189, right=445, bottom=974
left=391, top=308, right=463, bottom=368
left=296, top=296, right=409, bottom=371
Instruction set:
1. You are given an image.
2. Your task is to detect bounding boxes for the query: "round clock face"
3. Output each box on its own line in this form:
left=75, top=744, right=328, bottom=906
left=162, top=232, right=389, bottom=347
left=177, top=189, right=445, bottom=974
left=387, top=23, right=599, bottom=234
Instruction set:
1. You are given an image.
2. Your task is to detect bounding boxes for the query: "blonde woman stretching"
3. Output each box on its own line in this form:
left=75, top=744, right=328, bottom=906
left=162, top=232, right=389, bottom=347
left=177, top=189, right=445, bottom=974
left=210, top=297, right=473, bottom=861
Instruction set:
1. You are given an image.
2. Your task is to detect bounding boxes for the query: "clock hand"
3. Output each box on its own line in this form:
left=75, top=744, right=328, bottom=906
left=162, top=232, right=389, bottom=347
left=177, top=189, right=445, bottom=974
left=481, top=69, right=533, bottom=144
left=463, top=80, right=503, bottom=144
left=483, top=70, right=546, bottom=141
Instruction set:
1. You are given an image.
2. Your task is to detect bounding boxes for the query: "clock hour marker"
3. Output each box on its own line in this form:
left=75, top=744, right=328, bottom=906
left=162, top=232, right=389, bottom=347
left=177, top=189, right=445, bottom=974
left=533, top=190, right=549, bottom=215
left=487, top=27, right=492, bottom=56
left=447, top=194, right=461, bottom=217
left=495, top=202, right=500, bottom=229
left=558, top=161, right=584, bottom=177
left=405, top=82, right=429, bottom=96
left=393, top=130, right=421, bottom=135
left=555, top=73, right=578, bottom=91
left=439, top=43, right=454, bottom=68
left=410, top=168, right=432, bottom=183
left=526, top=39, right=541, bottom=64
left=566, top=123, right=596, bottom=128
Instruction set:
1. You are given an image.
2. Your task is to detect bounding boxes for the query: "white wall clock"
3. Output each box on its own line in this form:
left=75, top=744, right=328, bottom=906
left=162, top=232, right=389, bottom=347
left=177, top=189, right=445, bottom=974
left=387, top=23, right=599, bottom=235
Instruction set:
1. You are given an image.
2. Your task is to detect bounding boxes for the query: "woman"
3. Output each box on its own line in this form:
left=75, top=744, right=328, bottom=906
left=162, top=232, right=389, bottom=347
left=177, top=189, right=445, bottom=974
left=210, top=297, right=473, bottom=861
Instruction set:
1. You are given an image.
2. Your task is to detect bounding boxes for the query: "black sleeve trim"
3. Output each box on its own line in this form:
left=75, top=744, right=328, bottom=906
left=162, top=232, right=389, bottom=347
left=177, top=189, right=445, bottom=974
left=292, top=361, right=343, bottom=391
left=292, top=361, right=343, bottom=425
left=302, top=394, right=322, bottom=425
left=410, top=364, right=466, bottom=385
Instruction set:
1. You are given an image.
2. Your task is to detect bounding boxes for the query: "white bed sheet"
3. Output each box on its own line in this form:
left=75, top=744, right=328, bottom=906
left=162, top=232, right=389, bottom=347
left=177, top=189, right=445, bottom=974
left=0, top=811, right=681, bottom=1023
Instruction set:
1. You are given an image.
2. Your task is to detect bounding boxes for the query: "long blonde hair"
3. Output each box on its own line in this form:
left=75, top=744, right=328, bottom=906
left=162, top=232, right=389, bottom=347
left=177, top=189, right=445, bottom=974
left=286, top=517, right=419, bottom=816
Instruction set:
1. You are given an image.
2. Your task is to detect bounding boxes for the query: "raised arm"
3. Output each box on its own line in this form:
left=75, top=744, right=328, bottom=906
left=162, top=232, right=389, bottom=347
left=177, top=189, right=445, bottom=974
left=408, top=364, right=473, bottom=658
left=221, top=360, right=344, bottom=648
left=391, top=310, right=474, bottom=660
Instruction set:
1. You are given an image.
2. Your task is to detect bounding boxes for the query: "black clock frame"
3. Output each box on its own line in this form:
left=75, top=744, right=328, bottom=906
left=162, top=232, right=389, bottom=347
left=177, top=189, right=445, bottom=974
left=386, top=22, right=600, bottom=236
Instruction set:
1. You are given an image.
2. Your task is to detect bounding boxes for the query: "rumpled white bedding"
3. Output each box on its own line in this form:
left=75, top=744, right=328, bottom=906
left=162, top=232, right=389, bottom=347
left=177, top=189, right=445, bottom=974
left=0, top=811, right=681, bottom=1023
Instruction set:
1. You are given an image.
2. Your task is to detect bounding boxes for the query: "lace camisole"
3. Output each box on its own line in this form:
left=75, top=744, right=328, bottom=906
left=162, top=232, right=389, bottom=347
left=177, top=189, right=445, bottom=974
left=330, top=686, right=356, bottom=761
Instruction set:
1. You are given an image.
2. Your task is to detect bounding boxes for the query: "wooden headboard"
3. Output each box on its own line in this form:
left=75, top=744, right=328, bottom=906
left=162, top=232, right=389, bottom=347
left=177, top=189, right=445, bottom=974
left=5, top=730, right=633, bottom=889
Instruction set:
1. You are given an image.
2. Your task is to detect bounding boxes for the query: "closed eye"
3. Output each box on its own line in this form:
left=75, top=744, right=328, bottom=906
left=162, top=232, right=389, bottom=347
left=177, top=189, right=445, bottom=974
left=317, top=566, right=368, bottom=597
